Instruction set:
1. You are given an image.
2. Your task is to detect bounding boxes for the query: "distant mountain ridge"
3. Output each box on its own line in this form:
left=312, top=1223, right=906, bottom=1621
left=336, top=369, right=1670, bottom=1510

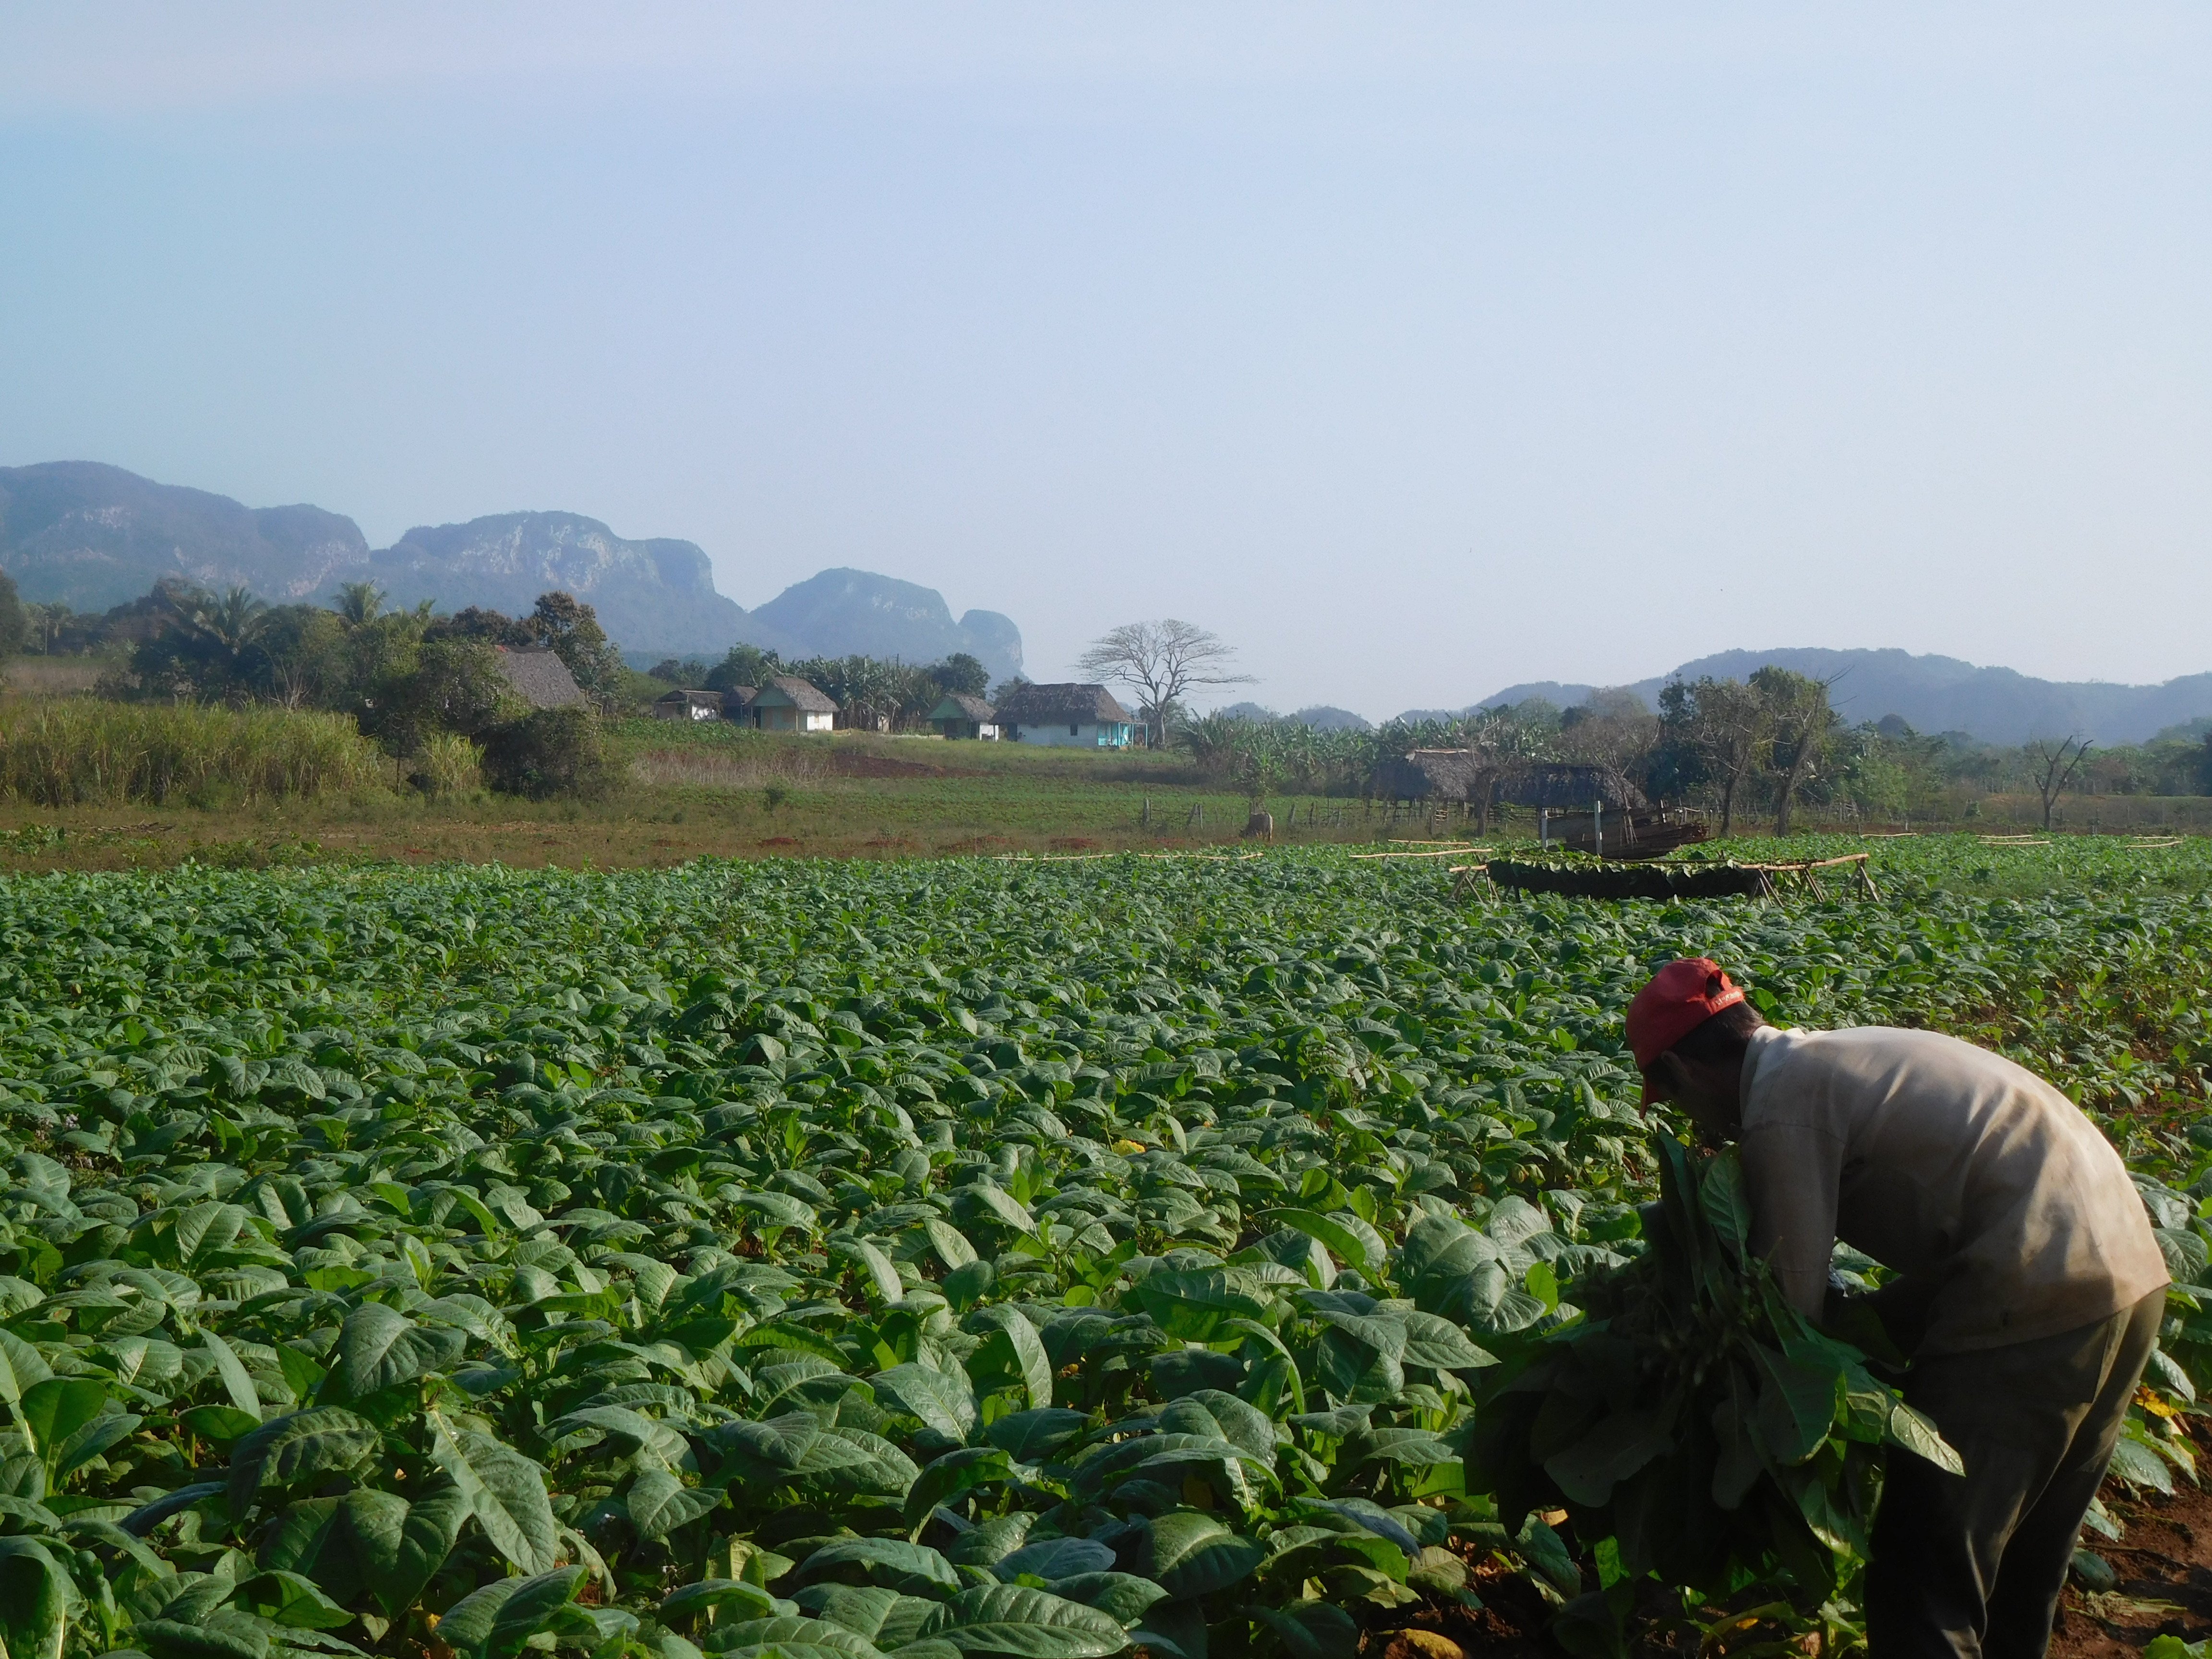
left=1464, top=646, right=2212, bottom=746
left=369, top=511, right=750, bottom=658
left=749, top=568, right=1023, bottom=679
left=1218, top=702, right=1375, bottom=733
left=0, top=461, right=370, bottom=605
left=0, top=461, right=1022, bottom=677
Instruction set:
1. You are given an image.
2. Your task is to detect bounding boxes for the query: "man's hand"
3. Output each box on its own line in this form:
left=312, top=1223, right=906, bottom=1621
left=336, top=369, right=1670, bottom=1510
left=1820, top=1288, right=1911, bottom=1371
left=1821, top=1269, right=1953, bottom=1369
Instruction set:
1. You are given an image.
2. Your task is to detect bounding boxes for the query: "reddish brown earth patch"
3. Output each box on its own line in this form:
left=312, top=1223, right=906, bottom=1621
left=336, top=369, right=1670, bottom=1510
left=1353, top=1443, right=2212, bottom=1659
left=826, top=752, right=974, bottom=780
left=2051, top=1468, right=2212, bottom=1659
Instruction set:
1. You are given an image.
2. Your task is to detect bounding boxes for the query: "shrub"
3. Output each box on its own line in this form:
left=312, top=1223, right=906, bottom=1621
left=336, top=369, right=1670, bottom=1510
left=0, top=701, right=387, bottom=805
left=481, top=705, right=616, bottom=799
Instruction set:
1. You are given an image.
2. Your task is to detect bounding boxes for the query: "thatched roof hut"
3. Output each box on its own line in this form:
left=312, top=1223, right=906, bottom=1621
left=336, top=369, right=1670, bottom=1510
left=995, top=683, right=1136, bottom=748
left=493, top=645, right=586, bottom=709
left=1499, top=763, right=1648, bottom=811
left=995, top=683, right=1132, bottom=726
left=1370, top=749, right=1482, bottom=803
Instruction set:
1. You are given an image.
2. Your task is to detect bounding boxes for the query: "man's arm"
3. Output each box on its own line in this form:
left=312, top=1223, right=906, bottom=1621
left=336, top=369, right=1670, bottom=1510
left=1739, top=1120, right=1845, bottom=1320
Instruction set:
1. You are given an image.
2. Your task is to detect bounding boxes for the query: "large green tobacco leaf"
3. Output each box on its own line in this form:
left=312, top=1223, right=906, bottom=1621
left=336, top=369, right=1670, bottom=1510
left=918, top=1584, right=1132, bottom=1658
left=970, top=1307, right=1054, bottom=1410
left=793, top=1537, right=962, bottom=1597
left=441, top=1566, right=585, bottom=1659
left=229, top=1568, right=354, bottom=1630
left=0, top=1331, right=54, bottom=1407
left=1259, top=1209, right=1382, bottom=1276
left=348, top=1485, right=471, bottom=1616
left=428, top=1417, right=561, bottom=1573
left=227, top=1407, right=380, bottom=1516
left=873, top=1363, right=980, bottom=1443
left=627, top=1467, right=724, bottom=1538
left=200, top=1330, right=264, bottom=1420
left=1132, top=1269, right=1276, bottom=1341
left=1543, top=1411, right=1675, bottom=1507
left=326, top=1301, right=468, bottom=1401
left=1142, top=1511, right=1266, bottom=1599
left=0, top=1536, right=77, bottom=1659
left=14, top=1377, right=106, bottom=1462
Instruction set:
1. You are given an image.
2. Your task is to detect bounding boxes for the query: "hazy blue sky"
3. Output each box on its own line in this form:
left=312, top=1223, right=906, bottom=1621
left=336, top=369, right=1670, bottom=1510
left=3, top=5, right=2208, bottom=717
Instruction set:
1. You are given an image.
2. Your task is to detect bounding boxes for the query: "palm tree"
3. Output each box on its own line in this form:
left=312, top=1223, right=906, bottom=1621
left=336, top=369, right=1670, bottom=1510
left=201, top=586, right=269, bottom=653
left=335, top=582, right=386, bottom=629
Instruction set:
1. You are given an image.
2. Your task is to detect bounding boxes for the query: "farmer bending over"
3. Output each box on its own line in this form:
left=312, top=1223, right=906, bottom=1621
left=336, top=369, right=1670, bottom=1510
left=1627, top=957, right=2168, bottom=1659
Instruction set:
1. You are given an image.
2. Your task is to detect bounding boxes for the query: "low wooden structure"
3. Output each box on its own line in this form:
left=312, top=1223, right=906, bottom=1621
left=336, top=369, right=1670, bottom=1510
left=996, top=684, right=1136, bottom=748
left=737, top=676, right=837, bottom=734
left=927, top=693, right=999, bottom=740
left=653, top=689, right=723, bottom=721
left=1543, top=806, right=1709, bottom=861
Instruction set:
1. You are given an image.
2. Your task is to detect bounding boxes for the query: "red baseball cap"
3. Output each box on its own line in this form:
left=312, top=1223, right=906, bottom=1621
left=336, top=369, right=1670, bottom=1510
left=1626, top=958, right=1746, bottom=1104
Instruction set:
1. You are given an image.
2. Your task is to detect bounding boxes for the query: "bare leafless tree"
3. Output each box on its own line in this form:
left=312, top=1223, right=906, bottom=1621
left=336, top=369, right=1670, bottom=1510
left=2025, top=734, right=2092, bottom=830
left=1077, top=620, right=1253, bottom=749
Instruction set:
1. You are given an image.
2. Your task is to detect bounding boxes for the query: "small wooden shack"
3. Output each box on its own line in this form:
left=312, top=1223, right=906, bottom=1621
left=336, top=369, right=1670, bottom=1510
left=927, top=693, right=999, bottom=740
left=735, top=676, right=836, bottom=734
left=654, top=689, right=724, bottom=721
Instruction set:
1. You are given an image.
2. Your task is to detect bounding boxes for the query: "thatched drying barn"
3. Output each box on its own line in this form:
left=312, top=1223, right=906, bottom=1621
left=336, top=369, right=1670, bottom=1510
left=1499, top=763, right=1648, bottom=812
left=1370, top=752, right=1647, bottom=816
left=1370, top=749, right=1483, bottom=805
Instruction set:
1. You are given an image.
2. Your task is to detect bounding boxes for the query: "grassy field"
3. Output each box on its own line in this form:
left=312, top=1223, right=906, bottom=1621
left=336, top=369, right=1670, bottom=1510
left=0, top=708, right=2205, bottom=876
left=0, top=720, right=1431, bottom=871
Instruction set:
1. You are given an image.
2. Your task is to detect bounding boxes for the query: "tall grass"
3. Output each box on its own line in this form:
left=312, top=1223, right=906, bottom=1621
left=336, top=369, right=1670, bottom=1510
left=0, top=702, right=389, bottom=806
left=411, top=731, right=482, bottom=799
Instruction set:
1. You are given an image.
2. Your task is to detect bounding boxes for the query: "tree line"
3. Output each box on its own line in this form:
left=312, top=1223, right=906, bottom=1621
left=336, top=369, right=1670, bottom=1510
left=1168, top=670, right=2212, bottom=831
left=0, top=574, right=629, bottom=796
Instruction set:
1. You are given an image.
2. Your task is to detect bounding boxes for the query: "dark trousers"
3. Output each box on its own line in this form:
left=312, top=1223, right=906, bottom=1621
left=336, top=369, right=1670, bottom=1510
left=1866, top=1287, right=2166, bottom=1659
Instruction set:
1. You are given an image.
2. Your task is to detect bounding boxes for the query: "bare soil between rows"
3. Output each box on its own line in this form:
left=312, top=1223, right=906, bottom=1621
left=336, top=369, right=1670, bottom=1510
left=1357, top=1431, right=2212, bottom=1659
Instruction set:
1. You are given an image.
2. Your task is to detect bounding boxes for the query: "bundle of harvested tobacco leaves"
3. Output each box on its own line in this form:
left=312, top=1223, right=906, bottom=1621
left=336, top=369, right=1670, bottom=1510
left=1469, top=1135, right=1960, bottom=1612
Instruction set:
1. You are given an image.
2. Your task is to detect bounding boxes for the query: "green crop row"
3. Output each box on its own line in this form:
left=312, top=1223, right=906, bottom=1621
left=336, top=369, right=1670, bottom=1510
left=0, top=842, right=2197, bottom=1659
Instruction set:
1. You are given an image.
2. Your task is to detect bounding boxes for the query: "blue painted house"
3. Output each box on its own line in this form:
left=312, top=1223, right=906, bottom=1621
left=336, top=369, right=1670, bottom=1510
left=995, top=683, right=1136, bottom=748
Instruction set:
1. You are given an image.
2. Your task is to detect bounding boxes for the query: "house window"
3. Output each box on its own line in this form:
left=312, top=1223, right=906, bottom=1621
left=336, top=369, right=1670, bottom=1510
left=1070, top=723, right=1079, bottom=736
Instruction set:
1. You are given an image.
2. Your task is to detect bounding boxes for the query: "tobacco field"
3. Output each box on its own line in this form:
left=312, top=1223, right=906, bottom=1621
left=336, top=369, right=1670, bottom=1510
left=0, top=840, right=2206, bottom=1659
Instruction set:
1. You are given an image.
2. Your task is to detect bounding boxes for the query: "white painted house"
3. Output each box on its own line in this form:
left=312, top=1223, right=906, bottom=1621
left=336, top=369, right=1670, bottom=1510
left=995, top=683, right=1136, bottom=748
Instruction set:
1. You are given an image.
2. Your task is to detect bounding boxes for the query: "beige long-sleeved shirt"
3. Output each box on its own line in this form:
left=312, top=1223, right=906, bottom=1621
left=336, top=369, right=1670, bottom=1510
left=1738, top=1024, right=2168, bottom=1355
